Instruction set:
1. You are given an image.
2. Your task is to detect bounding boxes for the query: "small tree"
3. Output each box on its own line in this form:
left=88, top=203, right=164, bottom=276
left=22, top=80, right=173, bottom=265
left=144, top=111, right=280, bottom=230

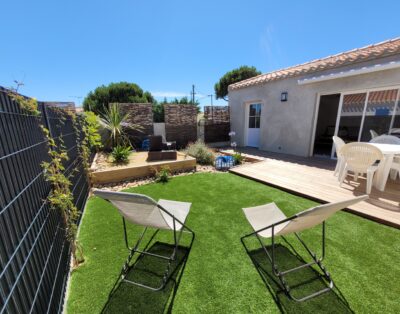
left=152, top=102, right=164, bottom=123
left=83, top=82, right=154, bottom=115
left=99, top=103, right=142, bottom=148
left=214, top=66, right=261, bottom=101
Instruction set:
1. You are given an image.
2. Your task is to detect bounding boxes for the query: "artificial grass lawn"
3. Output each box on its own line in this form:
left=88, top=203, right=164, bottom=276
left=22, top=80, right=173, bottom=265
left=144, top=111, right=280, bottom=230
left=67, top=173, right=400, bottom=313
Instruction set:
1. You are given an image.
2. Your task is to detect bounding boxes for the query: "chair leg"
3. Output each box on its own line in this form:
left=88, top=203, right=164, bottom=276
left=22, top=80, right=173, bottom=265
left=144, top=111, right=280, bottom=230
left=389, top=169, right=398, bottom=180
left=245, top=226, right=334, bottom=302
left=339, top=167, right=347, bottom=187
left=366, top=170, right=374, bottom=194
left=120, top=221, right=195, bottom=291
left=334, top=159, right=340, bottom=177
left=338, top=161, right=346, bottom=181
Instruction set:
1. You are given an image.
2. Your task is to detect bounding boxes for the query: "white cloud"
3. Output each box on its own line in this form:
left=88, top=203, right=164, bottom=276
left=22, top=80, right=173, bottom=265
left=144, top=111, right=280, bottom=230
left=259, top=24, right=284, bottom=70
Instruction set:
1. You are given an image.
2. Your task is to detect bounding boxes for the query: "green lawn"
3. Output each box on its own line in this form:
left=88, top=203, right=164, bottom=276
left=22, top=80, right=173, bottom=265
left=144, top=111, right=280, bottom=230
left=67, top=173, right=400, bottom=313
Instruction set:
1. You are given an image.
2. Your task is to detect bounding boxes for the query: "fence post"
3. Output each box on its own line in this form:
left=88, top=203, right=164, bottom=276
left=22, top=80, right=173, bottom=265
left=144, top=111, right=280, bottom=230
left=41, top=102, right=53, bottom=138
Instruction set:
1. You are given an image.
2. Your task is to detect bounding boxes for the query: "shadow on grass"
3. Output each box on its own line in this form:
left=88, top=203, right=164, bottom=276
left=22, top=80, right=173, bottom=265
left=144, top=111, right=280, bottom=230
left=101, top=242, right=190, bottom=314
left=243, top=243, right=354, bottom=313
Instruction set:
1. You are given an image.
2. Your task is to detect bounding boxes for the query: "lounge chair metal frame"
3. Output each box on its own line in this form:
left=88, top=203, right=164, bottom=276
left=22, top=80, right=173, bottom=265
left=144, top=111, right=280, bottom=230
left=241, top=217, right=332, bottom=302
left=97, top=194, right=195, bottom=292
left=120, top=205, right=195, bottom=291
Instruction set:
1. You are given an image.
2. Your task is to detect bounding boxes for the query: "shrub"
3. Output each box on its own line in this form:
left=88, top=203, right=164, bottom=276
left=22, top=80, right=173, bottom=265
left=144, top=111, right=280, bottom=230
left=99, top=103, right=138, bottom=149
left=232, top=152, right=244, bottom=165
left=185, top=140, right=215, bottom=165
left=111, top=145, right=131, bottom=163
left=83, top=111, right=102, bottom=150
left=154, top=166, right=170, bottom=183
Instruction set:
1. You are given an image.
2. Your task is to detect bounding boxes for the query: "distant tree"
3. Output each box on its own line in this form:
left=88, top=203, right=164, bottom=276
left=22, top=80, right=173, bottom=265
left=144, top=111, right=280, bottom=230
left=83, top=82, right=154, bottom=115
left=152, top=96, right=200, bottom=122
left=152, top=102, right=165, bottom=123
left=214, top=66, right=261, bottom=101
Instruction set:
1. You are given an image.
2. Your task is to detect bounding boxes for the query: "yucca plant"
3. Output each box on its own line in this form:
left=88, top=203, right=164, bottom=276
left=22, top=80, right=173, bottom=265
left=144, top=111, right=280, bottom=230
left=99, top=103, right=141, bottom=148
left=111, top=145, right=131, bottom=163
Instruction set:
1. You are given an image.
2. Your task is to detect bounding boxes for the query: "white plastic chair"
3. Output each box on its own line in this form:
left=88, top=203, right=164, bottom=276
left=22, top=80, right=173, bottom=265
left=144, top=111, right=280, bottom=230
left=339, top=143, right=383, bottom=194
left=93, top=189, right=195, bottom=291
left=241, top=195, right=368, bottom=302
left=369, top=129, right=379, bottom=139
left=370, top=134, right=400, bottom=144
left=370, top=135, right=400, bottom=180
left=332, top=136, right=345, bottom=178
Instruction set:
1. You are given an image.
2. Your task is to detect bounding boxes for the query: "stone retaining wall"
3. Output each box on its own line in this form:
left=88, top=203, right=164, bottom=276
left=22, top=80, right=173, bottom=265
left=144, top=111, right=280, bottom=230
left=118, top=103, right=153, bottom=148
left=164, top=104, right=197, bottom=148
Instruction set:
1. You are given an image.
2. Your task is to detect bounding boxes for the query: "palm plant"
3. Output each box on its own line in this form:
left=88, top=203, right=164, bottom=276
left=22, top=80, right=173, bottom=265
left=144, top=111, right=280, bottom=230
left=99, top=103, right=141, bottom=148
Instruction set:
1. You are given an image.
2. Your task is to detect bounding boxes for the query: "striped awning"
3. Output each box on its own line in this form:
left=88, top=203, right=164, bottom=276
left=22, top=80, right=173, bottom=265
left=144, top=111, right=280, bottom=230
left=342, top=89, right=398, bottom=113
left=369, top=89, right=398, bottom=103
left=342, top=93, right=366, bottom=113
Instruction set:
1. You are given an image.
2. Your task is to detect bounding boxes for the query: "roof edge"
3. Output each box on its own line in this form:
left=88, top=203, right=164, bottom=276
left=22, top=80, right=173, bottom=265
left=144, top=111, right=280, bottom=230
left=229, top=37, right=400, bottom=91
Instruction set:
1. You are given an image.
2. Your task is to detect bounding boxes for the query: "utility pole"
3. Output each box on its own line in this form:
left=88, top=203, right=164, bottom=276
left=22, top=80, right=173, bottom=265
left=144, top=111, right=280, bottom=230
left=208, top=94, right=214, bottom=120
left=191, top=84, right=196, bottom=105
left=208, top=94, right=213, bottom=106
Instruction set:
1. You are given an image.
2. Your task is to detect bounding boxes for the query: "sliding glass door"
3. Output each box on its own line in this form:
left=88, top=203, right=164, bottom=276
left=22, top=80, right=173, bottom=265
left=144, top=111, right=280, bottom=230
left=331, top=87, right=400, bottom=157
left=337, top=92, right=366, bottom=143
left=390, top=95, right=400, bottom=135
left=359, top=89, right=398, bottom=141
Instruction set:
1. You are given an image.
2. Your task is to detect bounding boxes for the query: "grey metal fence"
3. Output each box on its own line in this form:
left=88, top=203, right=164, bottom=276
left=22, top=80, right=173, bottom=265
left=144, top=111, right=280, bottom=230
left=0, top=87, right=90, bottom=313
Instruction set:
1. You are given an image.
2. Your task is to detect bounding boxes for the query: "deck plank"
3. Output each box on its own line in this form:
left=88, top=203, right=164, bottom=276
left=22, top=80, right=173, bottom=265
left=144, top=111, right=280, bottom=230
left=227, top=149, right=400, bottom=228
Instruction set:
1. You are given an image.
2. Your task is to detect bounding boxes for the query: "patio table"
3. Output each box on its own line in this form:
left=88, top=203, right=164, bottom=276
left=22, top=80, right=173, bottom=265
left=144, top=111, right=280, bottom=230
left=369, top=143, right=400, bottom=191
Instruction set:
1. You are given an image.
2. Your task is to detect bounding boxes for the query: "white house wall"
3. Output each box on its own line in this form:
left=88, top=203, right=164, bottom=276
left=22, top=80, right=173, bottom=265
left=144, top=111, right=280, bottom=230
left=229, top=55, right=400, bottom=157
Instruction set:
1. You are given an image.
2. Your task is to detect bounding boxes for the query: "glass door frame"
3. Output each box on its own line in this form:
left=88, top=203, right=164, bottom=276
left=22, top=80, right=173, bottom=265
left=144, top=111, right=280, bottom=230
left=330, top=85, right=400, bottom=158
left=244, top=100, right=263, bottom=147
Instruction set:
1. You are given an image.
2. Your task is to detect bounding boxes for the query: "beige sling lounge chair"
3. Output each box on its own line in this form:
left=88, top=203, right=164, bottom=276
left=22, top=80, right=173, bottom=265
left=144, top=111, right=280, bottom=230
left=241, top=195, right=368, bottom=302
left=93, top=189, right=195, bottom=291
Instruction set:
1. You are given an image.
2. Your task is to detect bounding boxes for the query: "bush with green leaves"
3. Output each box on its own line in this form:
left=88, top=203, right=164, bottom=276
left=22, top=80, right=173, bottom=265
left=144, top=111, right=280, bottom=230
left=83, top=81, right=154, bottom=115
left=155, top=166, right=170, bottom=183
left=185, top=140, right=215, bottom=165
left=232, top=152, right=244, bottom=165
left=153, top=97, right=201, bottom=122
left=111, top=145, right=131, bottom=163
left=99, top=103, right=141, bottom=149
left=83, top=111, right=102, bottom=149
left=214, top=66, right=261, bottom=101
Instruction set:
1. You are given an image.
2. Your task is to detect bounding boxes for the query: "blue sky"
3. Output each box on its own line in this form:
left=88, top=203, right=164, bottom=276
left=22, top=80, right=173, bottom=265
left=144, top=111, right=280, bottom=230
left=1, top=0, right=400, bottom=109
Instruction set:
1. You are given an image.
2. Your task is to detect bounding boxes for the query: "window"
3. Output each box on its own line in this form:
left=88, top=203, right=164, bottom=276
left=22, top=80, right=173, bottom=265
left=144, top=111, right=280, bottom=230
left=249, top=103, right=261, bottom=129
left=360, top=89, right=398, bottom=141
left=390, top=94, right=400, bottom=134
left=337, top=93, right=366, bottom=142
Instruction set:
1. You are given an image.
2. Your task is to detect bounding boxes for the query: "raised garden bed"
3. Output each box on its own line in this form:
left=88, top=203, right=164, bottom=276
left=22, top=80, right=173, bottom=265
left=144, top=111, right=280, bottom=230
left=90, top=151, right=196, bottom=184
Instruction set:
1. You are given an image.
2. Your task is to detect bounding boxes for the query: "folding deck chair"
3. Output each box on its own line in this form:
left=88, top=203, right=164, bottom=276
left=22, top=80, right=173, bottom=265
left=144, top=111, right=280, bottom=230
left=241, top=195, right=368, bottom=302
left=93, top=189, right=195, bottom=291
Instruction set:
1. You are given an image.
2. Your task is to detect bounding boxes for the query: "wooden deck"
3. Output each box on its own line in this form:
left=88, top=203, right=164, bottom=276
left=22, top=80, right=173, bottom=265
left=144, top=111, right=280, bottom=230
left=225, top=148, right=400, bottom=228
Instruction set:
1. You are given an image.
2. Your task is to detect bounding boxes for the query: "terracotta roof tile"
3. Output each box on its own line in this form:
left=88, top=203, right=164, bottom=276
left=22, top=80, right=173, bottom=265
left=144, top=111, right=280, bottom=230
left=229, top=38, right=400, bottom=91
